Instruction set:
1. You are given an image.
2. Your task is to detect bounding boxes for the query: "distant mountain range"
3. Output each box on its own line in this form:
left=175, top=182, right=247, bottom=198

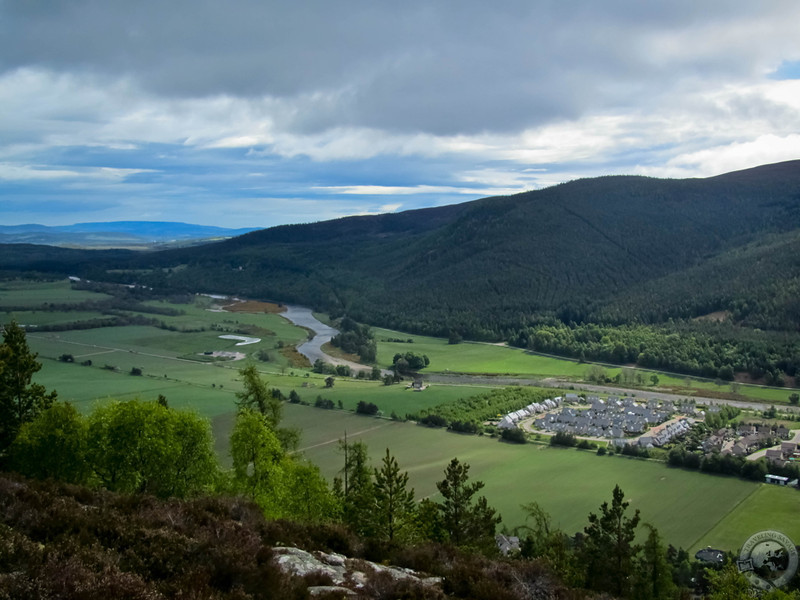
left=2, top=161, right=800, bottom=340
left=0, top=221, right=259, bottom=248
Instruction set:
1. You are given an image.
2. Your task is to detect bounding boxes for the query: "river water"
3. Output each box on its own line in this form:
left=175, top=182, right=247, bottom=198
left=280, top=305, right=370, bottom=372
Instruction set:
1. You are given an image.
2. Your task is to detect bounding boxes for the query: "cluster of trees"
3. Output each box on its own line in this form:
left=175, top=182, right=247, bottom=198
left=518, top=485, right=708, bottom=599
left=392, top=351, right=430, bottom=374
left=666, top=444, right=798, bottom=482
left=704, top=405, right=741, bottom=430
left=510, top=319, right=800, bottom=383
left=414, top=386, right=551, bottom=433
left=0, top=321, right=57, bottom=456
left=335, top=440, right=501, bottom=550
left=5, top=363, right=338, bottom=523
left=330, top=316, right=377, bottom=363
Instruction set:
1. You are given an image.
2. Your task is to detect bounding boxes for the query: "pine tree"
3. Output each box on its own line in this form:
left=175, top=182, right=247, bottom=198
left=373, top=448, right=417, bottom=542
left=581, top=484, right=641, bottom=597
left=335, top=437, right=375, bottom=536
left=633, top=523, right=677, bottom=600
left=436, top=457, right=500, bottom=548
left=0, top=321, right=57, bottom=452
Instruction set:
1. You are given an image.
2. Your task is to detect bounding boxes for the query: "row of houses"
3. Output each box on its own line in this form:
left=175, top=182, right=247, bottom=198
left=703, top=423, right=791, bottom=457
left=637, top=418, right=693, bottom=447
left=532, top=395, right=679, bottom=439
left=496, top=397, right=562, bottom=429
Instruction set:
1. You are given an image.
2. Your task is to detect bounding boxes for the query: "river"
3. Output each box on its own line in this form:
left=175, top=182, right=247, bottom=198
left=280, top=305, right=371, bottom=373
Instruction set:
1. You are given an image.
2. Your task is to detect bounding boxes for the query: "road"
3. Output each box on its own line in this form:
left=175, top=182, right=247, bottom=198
left=425, top=373, right=799, bottom=413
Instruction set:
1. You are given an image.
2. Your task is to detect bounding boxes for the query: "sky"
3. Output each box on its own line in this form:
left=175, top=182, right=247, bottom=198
left=2, top=1, right=800, bottom=229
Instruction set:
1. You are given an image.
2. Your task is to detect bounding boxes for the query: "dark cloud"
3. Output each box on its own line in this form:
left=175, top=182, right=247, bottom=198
left=2, top=0, right=792, bottom=136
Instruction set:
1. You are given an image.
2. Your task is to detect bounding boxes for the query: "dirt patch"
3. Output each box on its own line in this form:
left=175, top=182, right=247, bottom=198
left=223, top=300, right=286, bottom=314
left=198, top=351, right=247, bottom=361
left=280, top=345, right=311, bottom=368
left=320, top=342, right=362, bottom=363
left=693, top=310, right=731, bottom=323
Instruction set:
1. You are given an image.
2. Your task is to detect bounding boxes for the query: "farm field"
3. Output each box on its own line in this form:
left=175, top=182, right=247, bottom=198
left=268, top=405, right=768, bottom=552
left=373, top=326, right=796, bottom=405
left=692, top=483, right=800, bottom=554
left=375, top=327, right=604, bottom=378
left=5, top=278, right=800, bottom=555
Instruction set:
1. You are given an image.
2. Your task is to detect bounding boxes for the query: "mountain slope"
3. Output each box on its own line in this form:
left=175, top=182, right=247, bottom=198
left=0, top=221, right=259, bottom=247
left=2, top=161, right=800, bottom=340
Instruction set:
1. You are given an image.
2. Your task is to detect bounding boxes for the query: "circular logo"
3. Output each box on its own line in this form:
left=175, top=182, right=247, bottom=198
left=737, top=530, right=799, bottom=590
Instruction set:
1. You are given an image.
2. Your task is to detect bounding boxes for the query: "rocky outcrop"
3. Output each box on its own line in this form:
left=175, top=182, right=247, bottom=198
left=272, top=546, right=443, bottom=597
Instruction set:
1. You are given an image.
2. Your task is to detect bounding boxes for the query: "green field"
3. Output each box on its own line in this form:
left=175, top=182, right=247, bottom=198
left=694, top=483, right=800, bottom=553
left=0, top=279, right=113, bottom=306
left=375, top=327, right=599, bottom=378
left=260, top=405, right=778, bottom=552
left=6, top=278, right=800, bottom=553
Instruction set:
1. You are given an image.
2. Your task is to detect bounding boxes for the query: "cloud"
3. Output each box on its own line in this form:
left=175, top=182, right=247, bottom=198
left=0, top=163, right=154, bottom=182
left=2, top=2, right=800, bottom=227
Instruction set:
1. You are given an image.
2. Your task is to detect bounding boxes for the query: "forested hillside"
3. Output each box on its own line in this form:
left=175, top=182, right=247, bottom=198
left=3, top=160, right=799, bottom=381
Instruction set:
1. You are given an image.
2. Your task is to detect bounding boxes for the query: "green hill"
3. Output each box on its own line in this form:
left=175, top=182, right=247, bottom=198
left=2, top=160, right=799, bottom=381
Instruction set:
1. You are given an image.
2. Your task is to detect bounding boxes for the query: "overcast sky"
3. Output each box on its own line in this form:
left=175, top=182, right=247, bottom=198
left=2, top=1, right=800, bottom=228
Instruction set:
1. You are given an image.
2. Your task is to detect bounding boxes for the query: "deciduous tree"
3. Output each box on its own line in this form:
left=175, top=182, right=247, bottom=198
left=87, top=399, right=217, bottom=498
left=10, top=401, right=89, bottom=484
left=229, top=409, right=287, bottom=516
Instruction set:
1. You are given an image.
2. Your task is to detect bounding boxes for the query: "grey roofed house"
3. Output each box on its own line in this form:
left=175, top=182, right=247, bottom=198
left=695, top=548, right=725, bottom=565
left=766, top=449, right=785, bottom=464
left=565, top=393, right=580, bottom=403
left=730, top=443, right=748, bottom=457
left=781, top=441, right=797, bottom=454
left=739, top=423, right=756, bottom=436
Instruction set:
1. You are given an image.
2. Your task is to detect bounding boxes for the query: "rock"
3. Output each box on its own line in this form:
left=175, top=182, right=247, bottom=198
left=308, top=585, right=357, bottom=597
left=272, top=546, right=443, bottom=598
left=272, top=546, right=346, bottom=584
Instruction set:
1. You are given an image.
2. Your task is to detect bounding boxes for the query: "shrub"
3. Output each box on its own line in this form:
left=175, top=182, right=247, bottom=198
left=314, top=396, right=335, bottom=410
left=419, top=414, right=447, bottom=428
left=355, top=401, right=379, bottom=416
left=500, top=428, right=526, bottom=444
left=549, top=432, right=577, bottom=447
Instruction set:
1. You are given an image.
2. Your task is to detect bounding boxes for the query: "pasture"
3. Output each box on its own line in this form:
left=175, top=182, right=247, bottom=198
left=4, top=278, right=799, bottom=552
left=271, top=405, right=765, bottom=551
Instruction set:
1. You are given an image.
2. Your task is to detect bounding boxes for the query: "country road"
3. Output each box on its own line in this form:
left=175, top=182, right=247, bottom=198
left=425, top=373, right=800, bottom=413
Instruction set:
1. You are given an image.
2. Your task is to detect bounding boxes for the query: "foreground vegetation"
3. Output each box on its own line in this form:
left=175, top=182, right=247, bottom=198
left=5, top=317, right=800, bottom=597
left=4, top=280, right=800, bottom=554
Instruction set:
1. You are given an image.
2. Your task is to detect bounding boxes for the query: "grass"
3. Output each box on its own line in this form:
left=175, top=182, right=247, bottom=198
left=0, top=279, right=112, bottom=306
left=7, top=278, right=799, bottom=554
left=264, top=404, right=761, bottom=551
left=375, top=327, right=601, bottom=378
left=690, top=483, right=800, bottom=554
